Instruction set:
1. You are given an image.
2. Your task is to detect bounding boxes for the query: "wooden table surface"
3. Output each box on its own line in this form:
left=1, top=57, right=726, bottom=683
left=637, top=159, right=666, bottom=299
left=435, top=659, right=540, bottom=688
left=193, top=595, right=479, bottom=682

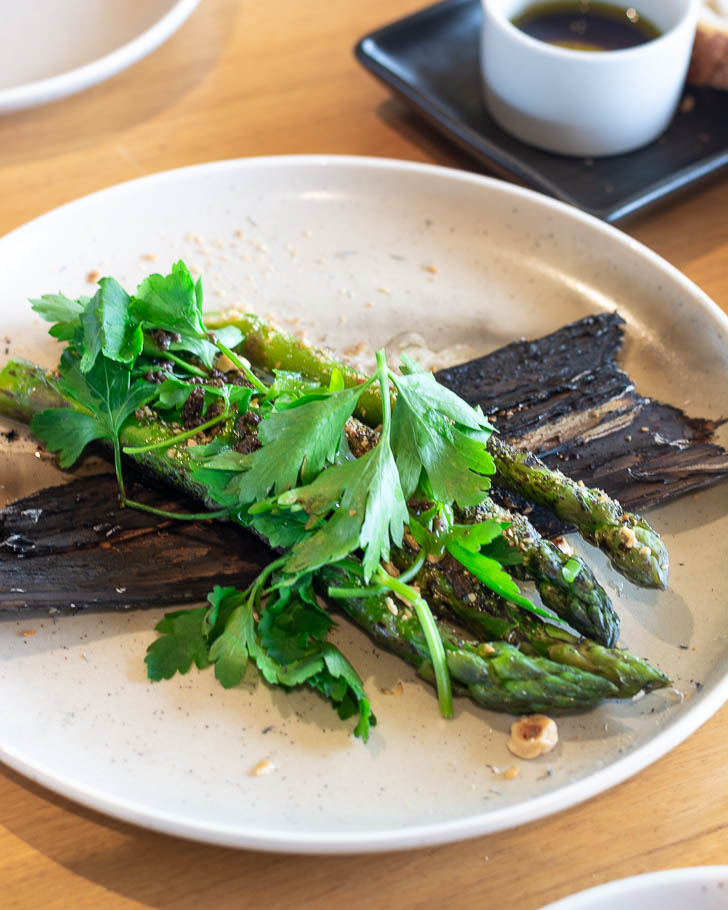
left=1, top=1, right=727, bottom=907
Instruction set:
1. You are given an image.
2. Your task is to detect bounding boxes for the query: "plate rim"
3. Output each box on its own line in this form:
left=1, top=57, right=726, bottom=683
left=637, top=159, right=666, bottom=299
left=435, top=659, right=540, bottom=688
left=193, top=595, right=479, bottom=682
left=537, top=865, right=728, bottom=909
left=1, top=153, right=727, bottom=853
left=0, top=0, right=200, bottom=114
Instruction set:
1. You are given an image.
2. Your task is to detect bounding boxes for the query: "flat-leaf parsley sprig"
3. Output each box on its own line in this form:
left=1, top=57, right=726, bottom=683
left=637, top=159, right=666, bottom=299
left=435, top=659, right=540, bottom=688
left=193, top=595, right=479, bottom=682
left=31, top=262, right=258, bottom=519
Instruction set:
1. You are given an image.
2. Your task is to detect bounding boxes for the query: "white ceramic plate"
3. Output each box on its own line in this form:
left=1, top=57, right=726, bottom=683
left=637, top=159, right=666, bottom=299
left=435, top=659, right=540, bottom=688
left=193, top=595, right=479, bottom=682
left=539, top=867, right=728, bottom=909
left=1, top=156, right=727, bottom=853
left=0, top=0, right=199, bottom=114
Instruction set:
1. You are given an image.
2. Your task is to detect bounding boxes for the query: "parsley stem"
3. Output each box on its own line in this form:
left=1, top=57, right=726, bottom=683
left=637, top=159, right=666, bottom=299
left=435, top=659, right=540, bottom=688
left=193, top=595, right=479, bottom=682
left=113, top=438, right=127, bottom=501
left=329, top=554, right=426, bottom=603
left=397, top=551, right=426, bottom=585
left=334, top=557, right=369, bottom=576
left=374, top=348, right=391, bottom=434
left=327, top=584, right=389, bottom=599
left=123, top=411, right=231, bottom=455
left=161, top=350, right=209, bottom=378
left=122, top=499, right=232, bottom=521
left=247, top=557, right=289, bottom=610
left=216, top=341, right=268, bottom=394
left=375, top=566, right=453, bottom=718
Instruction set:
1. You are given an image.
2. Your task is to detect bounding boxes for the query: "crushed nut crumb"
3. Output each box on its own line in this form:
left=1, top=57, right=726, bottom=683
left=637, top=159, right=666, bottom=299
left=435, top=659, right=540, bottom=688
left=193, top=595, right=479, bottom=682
left=551, top=536, right=573, bottom=556
left=250, top=759, right=275, bottom=777
left=382, top=681, right=404, bottom=696
left=344, top=341, right=368, bottom=357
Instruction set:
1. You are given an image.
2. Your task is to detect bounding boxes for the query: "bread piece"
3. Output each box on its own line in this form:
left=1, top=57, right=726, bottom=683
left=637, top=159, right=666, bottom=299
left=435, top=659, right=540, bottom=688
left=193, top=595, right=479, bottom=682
left=688, top=1, right=728, bottom=89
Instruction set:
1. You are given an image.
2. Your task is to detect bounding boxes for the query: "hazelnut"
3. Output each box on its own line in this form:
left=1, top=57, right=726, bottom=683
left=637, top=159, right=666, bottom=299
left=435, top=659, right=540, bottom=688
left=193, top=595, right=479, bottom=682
left=507, top=714, right=558, bottom=759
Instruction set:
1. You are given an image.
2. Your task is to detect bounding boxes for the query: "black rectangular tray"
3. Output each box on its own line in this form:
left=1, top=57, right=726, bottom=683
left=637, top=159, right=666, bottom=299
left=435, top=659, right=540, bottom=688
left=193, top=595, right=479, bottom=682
left=355, top=0, right=728, bottom=222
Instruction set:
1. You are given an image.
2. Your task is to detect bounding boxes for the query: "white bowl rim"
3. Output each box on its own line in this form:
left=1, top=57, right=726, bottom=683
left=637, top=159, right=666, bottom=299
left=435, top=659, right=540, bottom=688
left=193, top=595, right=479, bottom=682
left=480, top=0, right=701, bottom=63
left=0, top=0, right=200, bottom=114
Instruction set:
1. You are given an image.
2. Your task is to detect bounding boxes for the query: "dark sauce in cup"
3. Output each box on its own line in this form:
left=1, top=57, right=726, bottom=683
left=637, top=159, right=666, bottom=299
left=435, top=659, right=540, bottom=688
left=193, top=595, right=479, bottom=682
left=512, top=2, right=661, bottom=51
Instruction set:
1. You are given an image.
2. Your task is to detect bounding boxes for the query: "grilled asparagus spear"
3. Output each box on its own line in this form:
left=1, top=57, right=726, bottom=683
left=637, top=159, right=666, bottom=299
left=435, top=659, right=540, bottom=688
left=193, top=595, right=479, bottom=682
left=476, top=499, right=620, bottom=646
left=487, top=436, right=668, bottom=589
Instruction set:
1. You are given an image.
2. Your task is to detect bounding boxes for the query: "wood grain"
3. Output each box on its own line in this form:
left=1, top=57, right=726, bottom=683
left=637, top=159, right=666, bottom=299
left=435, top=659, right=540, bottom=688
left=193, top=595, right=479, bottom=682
left=0, top=1, right=726, bottom=907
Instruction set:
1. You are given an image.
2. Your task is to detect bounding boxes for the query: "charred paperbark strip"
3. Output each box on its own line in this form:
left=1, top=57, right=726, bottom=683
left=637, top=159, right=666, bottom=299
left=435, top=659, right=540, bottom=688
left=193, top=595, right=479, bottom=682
left=436, top=313, right=629, bottom=430
left=435, top=312, right=728, bottom=532
left=549, top=400, right=728, bottom=513
left=0, top=474, right=270, bottom=610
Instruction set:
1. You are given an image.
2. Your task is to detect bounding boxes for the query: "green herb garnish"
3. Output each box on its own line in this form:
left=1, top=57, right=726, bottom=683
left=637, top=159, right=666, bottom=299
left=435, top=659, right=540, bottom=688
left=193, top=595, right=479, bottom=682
left=29, top=260, right=555, bottom=741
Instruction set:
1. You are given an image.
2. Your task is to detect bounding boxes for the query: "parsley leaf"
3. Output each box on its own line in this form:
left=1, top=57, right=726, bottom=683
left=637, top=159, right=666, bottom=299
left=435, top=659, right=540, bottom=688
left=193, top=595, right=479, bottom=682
left=131, top=260, right=207, bottom=338
left=29, top=409, right=109, bottom=469
left=310, top=650, right=374, bottom=739
left=187, top=449, right=248, bottom=511
left=79, top=278, right=144, bottom=372
left=398, top=353, right=494, bottom=429
left=446, top=538, right=551, bottom=617
left=206, top=586, right=280, bottom=688
left=30, top=292, right=86, bottom=341
left=259, top=594, right=375, bottom=739
left=157, top=375, right=194, bottom=409
left=390, top=358, right=495, bottom=506
left=204, top=585, right=306, bottom=689
left=446, top=520, right=507, bottom=552
left=480, top=535, right=524, bottom=567
left=156, top=376, right=252, bottom=415
left=145, top=607, right=211, bottom=679
left=258, top=589, right=333, bottom=666
left=205, top=385, right=365, bottom=503
left=249, top=510, right=310, bottom=548
left=170, top=324, right=243, bottom=370
left=408, top=516, right=532, bottom=604
left=562, top=557, right=581, bottom=584
left=30, top=351, right=157, bottom=468
left=282, top=433, right=408, bottom=580
left=262, top=370, right=321, bottom=405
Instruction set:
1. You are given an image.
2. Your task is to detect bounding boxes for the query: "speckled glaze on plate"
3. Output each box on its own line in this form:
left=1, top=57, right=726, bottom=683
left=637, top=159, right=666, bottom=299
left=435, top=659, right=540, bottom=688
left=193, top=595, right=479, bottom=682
left=0, top=0, right=199, bottom=114
left=0, top=156, right=727, bottom=853
left=538, top=866, right=728, bottom=909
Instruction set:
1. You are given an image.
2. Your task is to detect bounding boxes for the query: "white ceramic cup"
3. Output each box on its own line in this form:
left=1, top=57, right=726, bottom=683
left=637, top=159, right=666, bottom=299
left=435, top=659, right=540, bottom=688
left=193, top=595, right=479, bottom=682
left=480, top=0, right=700, bottom=157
